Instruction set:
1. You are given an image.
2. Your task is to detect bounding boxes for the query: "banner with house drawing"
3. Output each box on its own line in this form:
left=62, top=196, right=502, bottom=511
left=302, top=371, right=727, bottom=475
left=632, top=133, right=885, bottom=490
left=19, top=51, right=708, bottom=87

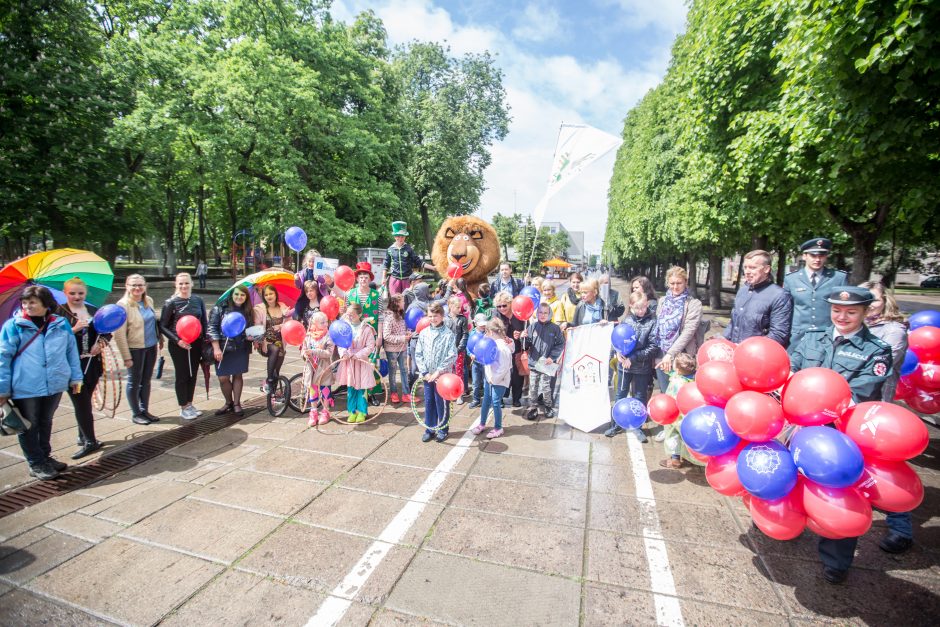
left=558, top=322, right=615, bottom=432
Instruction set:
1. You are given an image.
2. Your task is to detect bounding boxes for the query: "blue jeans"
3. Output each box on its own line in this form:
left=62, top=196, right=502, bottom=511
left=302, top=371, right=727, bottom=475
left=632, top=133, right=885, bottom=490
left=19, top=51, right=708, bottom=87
left=656, top=367, right=670, bottom=392
left=126, top=345, right=157, bottom=415
left=886, top=511, right=913, bottom=539
left=471, top=361, right=485, bottom=403
left=385, top=350, right=407, bottom=396
left=480, top=382, right=506, bottom=429
left=616, top=369, right=653, bottom=404
left=423, top=381, right=448, bottom=435
left=14, top=394, right=62, bottom=466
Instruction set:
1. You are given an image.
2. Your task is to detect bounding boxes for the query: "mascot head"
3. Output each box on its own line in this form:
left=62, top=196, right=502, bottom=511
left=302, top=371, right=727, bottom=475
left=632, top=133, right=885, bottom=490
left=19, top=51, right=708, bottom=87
left=431, top=215, right=500, bottom=295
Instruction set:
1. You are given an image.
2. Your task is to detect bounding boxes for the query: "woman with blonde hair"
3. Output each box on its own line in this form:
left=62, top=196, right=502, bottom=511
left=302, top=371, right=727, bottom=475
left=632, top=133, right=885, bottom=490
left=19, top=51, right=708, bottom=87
left=493, top=290, right=525, bottom=407
left=655, top=266, right=703, bottom=392
left=57, top=278, right=109, bottom=458
left=114, top=274, right=162, bottom=425
left=859, top=281, right=907, bottom=402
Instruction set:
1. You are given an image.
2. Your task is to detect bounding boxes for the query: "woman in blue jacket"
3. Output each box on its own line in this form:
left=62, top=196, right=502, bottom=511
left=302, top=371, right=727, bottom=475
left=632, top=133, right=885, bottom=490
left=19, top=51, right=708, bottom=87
left=0, top=285, right=83, bottom=480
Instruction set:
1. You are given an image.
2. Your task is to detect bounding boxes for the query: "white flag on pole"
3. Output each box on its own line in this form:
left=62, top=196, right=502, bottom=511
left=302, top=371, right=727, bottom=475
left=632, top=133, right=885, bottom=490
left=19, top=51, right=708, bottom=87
left=531, top=123, right=623, bottom=228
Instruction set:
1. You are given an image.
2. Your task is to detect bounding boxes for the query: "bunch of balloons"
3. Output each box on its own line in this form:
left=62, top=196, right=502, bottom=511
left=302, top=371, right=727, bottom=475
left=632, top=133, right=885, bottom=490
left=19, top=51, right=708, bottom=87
left=508, top=286, right=541, bottom=321
left=647, top=335, right=928, bottom=542
left=893, top=309, right=940, bottom=415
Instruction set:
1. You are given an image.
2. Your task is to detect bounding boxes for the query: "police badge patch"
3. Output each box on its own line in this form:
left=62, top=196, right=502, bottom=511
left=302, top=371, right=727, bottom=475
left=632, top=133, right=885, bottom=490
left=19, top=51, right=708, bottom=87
left=873, top=362, right=888, bottom=377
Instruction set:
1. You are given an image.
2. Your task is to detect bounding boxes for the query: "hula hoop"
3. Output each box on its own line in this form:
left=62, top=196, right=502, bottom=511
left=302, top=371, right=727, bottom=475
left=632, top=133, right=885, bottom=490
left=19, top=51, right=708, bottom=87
left=410, top=376, right=451, bottom=433
left=313, top=356, right=388, bottom=425
left=92, top=343, right=123, bottom=419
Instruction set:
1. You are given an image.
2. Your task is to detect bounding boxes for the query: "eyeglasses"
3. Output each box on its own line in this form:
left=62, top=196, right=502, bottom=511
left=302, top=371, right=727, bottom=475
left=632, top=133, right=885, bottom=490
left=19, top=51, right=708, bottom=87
left=129, top=284, right=145, bottom=288
left=496, top=304, right=509, bottom=308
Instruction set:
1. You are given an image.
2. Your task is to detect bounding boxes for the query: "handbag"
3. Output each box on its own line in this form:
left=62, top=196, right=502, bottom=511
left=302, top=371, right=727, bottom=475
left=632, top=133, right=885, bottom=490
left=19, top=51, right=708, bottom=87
left=0, top=401, right=31, bottom=436
left=514, top=350, right=530, bottom=376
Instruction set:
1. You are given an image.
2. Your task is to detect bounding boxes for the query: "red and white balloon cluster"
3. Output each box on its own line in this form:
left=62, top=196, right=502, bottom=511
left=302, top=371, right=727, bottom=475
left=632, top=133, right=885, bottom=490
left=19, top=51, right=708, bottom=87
left=647, top=336, right=929, bottom=542
left=894, top=310, right=940, bottom=415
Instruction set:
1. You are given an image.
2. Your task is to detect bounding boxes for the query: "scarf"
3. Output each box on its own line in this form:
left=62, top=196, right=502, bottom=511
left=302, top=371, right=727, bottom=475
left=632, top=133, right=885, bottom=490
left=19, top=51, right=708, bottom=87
left=658, top=289, right=689, bottom=352
left=584, top=300, right=602, bottom=323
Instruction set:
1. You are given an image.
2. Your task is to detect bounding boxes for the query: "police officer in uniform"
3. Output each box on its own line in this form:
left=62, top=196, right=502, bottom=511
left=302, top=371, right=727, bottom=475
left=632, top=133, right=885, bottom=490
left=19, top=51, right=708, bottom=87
left=789, top=286, right=893, bottom=584
left=784, top=237, right=847, bottom=348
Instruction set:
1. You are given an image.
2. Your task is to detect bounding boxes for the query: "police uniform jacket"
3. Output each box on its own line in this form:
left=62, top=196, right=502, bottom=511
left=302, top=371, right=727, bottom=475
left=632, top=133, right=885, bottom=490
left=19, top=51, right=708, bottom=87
left=788, top=326, right=892, bottom=403
left=783, top=267, right=847, bottom=346
left=723, top=280, right=793, bottom=346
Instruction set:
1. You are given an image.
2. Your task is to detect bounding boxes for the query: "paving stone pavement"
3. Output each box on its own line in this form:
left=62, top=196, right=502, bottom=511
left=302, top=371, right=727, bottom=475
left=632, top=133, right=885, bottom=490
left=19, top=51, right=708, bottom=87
left=0, top=280, right=938, bottom=625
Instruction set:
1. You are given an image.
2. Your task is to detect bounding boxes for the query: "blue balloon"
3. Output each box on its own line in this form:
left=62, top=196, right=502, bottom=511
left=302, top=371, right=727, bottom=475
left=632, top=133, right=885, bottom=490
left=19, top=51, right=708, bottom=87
left=679, top=405, right=740, bottom=456
left=329, top=320, right=353, bottom=348
left=472, top=336, right=499, bottom=365
left=909, top=310, right=940, bottom=331
left=901, top=349, right=920, bottom=377
left=93, top=304, right=127, bottom=334
left=379, top=359, right=389, bottom=377
left=520, top=286, right=541, bottom=308
left=789, top=426, right=864, bottom=488
left=612, top=397, right=647, bottom=429
left=405, top=307, right=425, bottom=331
left=285, top=226, right=307, bottom=252
left=466, top=329, right=483, bottom=356
left=737, top=441, right=798, bottom=500
left=611, top=323, right=637, bottom=355
left=220, top=312, right=246, bottom=338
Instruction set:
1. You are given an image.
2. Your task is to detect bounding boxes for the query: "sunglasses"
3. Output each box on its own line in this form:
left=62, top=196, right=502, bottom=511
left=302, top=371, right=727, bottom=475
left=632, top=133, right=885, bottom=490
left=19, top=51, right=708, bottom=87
left=496, top=304, right=509, bottom=308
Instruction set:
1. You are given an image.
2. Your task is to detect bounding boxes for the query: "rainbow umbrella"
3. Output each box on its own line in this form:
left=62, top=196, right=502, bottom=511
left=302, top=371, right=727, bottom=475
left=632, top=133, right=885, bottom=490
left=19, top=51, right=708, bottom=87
left=217, top=269, right=301, bottom=308
left=0, top=248, right=114, bottom=320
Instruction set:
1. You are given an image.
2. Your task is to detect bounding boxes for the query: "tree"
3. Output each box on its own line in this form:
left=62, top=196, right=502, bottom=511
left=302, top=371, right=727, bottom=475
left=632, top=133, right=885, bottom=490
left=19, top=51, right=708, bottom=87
left=491, top=212, right=520, bottom=261
left=394, top=43, right=511, bottom=252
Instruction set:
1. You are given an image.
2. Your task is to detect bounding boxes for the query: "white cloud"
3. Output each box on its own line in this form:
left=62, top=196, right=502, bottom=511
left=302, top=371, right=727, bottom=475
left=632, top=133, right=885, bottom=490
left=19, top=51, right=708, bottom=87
left=332, top=0, right=684, bottom=254
left=512, top=3, right=562, bottom=43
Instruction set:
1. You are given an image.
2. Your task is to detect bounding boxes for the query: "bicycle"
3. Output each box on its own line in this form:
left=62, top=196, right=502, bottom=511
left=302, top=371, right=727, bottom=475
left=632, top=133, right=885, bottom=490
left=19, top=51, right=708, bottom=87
left=266, top=375, right=291, bottom=417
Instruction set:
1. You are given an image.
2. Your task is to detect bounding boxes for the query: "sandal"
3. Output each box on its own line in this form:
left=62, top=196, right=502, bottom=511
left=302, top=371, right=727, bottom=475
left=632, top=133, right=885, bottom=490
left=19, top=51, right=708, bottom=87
left=659, top=458, right=686, bottom=469
left=214, top=404, right=234, bottom=416
left=232, top=404, right=244, bottom=417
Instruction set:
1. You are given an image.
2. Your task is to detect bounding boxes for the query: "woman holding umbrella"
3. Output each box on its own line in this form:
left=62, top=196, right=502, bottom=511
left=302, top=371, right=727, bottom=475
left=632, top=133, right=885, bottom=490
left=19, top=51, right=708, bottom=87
left=57, top=277, right=109, bottom=458
left=0, top=286, right=83, bottom=480
left=208, top=285, right=252, bottom=417
left=160, top=273, right=208, bottom=420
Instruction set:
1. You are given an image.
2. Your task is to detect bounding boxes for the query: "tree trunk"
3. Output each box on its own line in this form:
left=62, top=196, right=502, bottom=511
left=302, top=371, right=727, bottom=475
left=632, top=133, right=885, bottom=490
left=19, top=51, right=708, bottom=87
left=825, top=203, right=891, bottom=285
left=197, top=182, right=207, bottom=265
left=708, top=252, right=723, bottom=309
left=776, top=244, right=787, bottom=285
left=686, top=252, right=698, bottom=299
left=751, top=235, right=768, bottom=251
left=734, top=255, right=744, bottom=290
left=419, top=197, right=434, bottom=255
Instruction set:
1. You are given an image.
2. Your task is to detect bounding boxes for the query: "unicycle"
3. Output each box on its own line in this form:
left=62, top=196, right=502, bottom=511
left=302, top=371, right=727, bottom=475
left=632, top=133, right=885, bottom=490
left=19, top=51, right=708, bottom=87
left=266, top=375, right=291, bottom=416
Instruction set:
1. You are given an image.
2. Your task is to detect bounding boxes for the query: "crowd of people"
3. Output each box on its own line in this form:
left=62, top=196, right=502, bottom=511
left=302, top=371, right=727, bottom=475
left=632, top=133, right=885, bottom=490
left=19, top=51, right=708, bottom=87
left=0, top=230, right=922, bottom=587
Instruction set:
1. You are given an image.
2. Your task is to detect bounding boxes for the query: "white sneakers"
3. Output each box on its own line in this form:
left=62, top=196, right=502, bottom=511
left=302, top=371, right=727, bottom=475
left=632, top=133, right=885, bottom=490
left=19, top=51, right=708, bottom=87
left=180, top=404, right=202, bottom=420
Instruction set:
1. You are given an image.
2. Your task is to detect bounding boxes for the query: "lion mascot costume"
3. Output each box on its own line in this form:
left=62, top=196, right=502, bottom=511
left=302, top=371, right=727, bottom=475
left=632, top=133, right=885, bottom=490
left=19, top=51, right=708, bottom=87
left=430, top=216, right=501, bottom=296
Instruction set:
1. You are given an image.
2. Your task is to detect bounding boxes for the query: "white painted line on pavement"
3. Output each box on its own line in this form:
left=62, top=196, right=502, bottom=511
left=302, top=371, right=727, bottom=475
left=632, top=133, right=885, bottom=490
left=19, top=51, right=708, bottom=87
left=306, top=420, right=480, bottom=627
left=626, top=432, right=685, bottom=627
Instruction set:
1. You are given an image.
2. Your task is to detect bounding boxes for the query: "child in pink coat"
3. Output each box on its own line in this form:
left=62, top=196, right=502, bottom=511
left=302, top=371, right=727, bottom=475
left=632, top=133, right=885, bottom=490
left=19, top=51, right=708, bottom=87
left=335, top=303, right=376, bottom=423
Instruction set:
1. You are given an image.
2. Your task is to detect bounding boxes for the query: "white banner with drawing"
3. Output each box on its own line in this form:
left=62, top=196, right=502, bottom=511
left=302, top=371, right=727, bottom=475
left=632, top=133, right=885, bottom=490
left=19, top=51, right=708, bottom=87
left=558, top=322, right=614, bottom=432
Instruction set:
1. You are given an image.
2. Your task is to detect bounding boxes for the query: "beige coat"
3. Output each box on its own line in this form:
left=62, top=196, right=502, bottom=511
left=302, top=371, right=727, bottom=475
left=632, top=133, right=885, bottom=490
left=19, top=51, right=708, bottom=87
left=113, top=295, right=158, bottom=361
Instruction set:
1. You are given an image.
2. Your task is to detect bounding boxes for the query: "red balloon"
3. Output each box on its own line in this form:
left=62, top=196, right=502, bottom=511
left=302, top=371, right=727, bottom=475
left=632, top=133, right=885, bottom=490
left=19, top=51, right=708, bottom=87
left=648, top=393, right=680, bottom=425
left=894, top=376, right=915, bottom=401
left=676, top=381, right=707, bottom=416
left=907, top=387, right=940, bottom=415
left=733, top=336, right=791, bottom=392
left=781, top=367, right=852, bottom=426
left=749, top=491, right=807, bottom=541
left=801, top=481, right=872, bottom=538
left=687, top=448, right=711, bottom=464
left=908, top=326, right=940, bottom=362
left=741, top=493, right=752, bottom=510
left=320, top=295, right=340, bottom=321
left=854, top=458, right=924, bottom=513
left=334, top=265, right=356, bottom=291
left=840, top=401, right=929, bottom=461
left=696, top=337, right=735, bottom=366
left=911, top=361, right=940, bottom=391
left=176, top=315, right=202, bottom=344
left=415, top=317, right=431, bottom=334
left=510, top=295, right=535, bottom=321
left=695, top=361, right=743, bottom=408
left=281, top=320, right=305, bottom=346
left=725, top=390, right=784, bottom=442
left=446, top=262, right=464, bottom=279
left=436, top=373, right=464, bottom=401
left=806, top=516, right=847, bottom=540
left=706, top=449, right=745, bottom=496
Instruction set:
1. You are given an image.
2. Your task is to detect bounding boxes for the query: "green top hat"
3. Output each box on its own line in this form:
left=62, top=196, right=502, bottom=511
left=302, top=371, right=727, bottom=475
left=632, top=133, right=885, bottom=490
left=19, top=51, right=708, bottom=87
left=391, top=221, right=409, bottom=237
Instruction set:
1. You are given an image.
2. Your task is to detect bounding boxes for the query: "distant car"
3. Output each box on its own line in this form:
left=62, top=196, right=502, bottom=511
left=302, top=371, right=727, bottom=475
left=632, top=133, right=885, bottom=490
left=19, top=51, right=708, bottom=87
left=921, top=276, right=940, bottom=288
left=115, top=255, right=127, bottom=262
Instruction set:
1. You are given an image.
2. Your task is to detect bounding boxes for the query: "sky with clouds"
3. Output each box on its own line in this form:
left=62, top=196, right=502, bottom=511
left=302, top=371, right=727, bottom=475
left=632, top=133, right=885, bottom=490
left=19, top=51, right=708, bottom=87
left=331, top=0, right=688, bottom=256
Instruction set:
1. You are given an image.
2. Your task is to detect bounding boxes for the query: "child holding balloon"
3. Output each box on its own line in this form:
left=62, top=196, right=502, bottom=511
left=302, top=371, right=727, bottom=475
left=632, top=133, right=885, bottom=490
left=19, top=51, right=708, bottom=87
left=335, top=303, right=376, bottom=423
left=471, top=318, right=514, bottom=439
left=659, top=353, right=700, bottom=468
left=301, top=312, right=336, bottom=425
left=414, top=303, right=457, bottom=442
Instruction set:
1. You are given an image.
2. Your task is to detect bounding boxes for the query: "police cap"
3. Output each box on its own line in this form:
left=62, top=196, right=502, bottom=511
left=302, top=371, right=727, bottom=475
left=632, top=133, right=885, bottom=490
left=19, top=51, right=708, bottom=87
left=801, top=237, right=832, bottom=254
left=825, top=286, right=874, bottom=306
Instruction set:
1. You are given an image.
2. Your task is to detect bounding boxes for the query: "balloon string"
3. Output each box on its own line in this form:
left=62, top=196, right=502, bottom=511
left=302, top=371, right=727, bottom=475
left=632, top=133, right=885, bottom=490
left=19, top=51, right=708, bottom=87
left=187, top=347, right=192, bottom=377
left=219, top=337, right=228, bottom=366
